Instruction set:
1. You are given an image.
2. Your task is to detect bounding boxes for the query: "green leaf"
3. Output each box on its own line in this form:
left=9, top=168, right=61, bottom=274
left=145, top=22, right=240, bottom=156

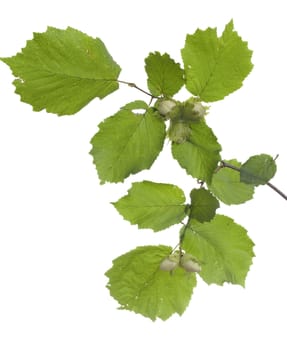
left=105, top=245, right=197, bottom=321
left=209, top=159, right=254, bottom=204
left=181, top=20, right=253, bottom=101
left=190, top=188, right=219, bottom=222
left=182, top=215, right=254, bottom=286
left=240, top=154, right=277, bottom=186
left=90, top=106, right=166, bottom=183
left=1, top=27, right=121, bottom=116
left=145, top=52, right=184, bottom=97
left=113, top=181, right=187, bottom=231
left=171, top=120, right=221, bottom=183
left=121, top=100, right=149, bottom=111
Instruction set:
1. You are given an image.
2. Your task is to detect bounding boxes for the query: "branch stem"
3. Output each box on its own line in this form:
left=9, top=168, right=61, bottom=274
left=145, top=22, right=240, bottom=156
left=266, top=182, right=287, bottom=200
left=220, top=161, right=287, bottom=201
left=179, top=212, right=193, bottom=259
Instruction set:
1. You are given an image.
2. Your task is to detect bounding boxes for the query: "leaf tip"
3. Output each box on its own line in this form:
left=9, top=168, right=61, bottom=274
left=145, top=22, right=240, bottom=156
left=226, top=18, right=234, bottom=30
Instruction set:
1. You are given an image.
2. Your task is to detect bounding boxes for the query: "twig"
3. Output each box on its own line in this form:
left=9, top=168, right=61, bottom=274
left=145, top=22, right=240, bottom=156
left=266, top=182, right=287, bottom=200
left=117, top=80, right=158, bottom=99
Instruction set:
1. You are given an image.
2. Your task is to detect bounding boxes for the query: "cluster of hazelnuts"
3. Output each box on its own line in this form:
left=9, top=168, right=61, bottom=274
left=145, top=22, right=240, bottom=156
left=155, top=98, right=208, bottom=144
left=160, top=251, right=201, bottom=273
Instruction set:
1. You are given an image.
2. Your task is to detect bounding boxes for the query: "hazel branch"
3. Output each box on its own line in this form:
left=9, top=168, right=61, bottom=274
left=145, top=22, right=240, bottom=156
left=220, top=160, right=287, bottom=201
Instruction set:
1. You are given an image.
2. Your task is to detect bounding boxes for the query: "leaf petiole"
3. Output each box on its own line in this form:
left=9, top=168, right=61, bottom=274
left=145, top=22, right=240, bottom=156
left=117, top=79, right=158, bottom=99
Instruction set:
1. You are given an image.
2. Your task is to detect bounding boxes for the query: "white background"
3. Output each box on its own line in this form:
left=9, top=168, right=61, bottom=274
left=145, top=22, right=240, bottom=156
left=1, top=0, right=287, bottom=349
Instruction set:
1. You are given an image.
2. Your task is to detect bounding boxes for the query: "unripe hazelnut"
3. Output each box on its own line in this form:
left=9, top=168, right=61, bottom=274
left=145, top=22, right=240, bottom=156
left=156, top=99, right=177, bottom=117
left=180, top=253, right=201, bottom=273
left=160, top=257, right=178, bottom=271
left=160, top=252, right=180, bottom=271
left=168, top=120, right=191, bottom=144
left=192, top=102, right=206, bottom=118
